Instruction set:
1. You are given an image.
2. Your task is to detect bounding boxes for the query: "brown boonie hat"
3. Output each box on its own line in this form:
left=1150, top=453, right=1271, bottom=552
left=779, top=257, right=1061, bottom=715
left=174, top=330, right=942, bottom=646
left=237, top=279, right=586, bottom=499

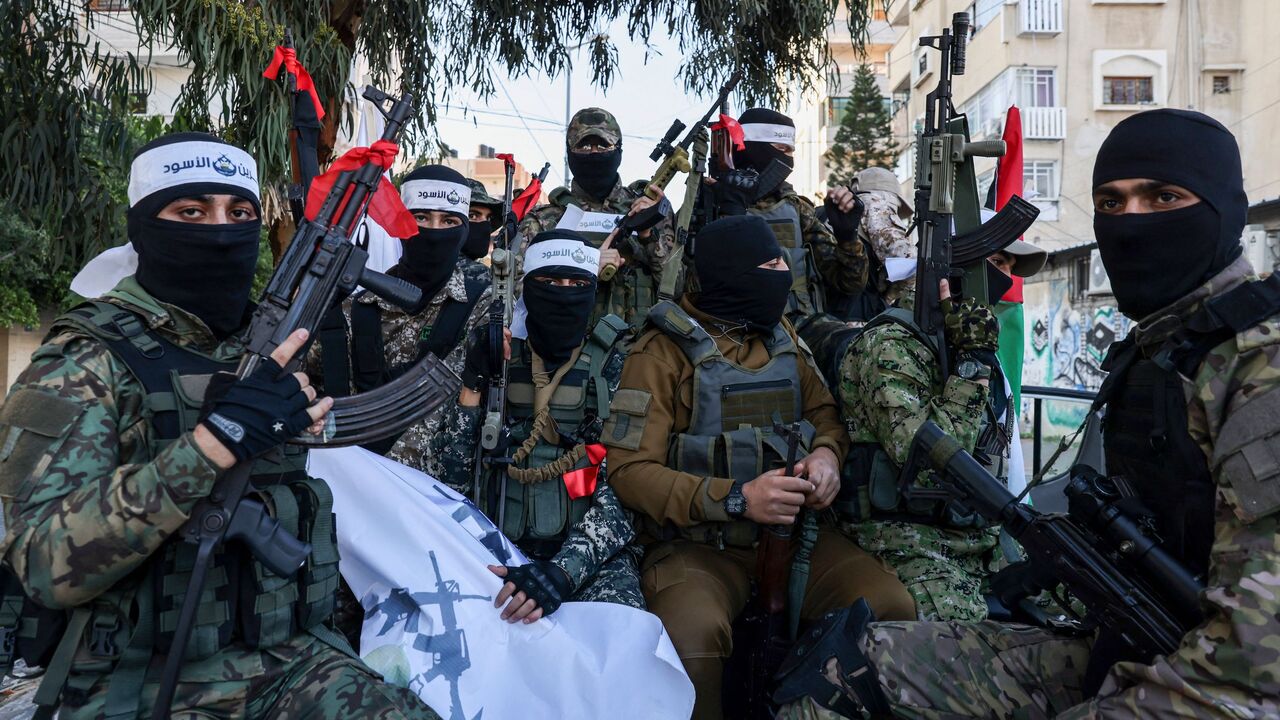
left=567, top=107, right=621, bottom=147
left=466, top=178, right=502, bottom=210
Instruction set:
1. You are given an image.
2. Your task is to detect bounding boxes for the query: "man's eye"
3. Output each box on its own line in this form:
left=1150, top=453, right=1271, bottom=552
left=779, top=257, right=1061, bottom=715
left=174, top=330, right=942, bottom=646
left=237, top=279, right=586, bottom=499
left=1157, top=192, right=1180, bottom=203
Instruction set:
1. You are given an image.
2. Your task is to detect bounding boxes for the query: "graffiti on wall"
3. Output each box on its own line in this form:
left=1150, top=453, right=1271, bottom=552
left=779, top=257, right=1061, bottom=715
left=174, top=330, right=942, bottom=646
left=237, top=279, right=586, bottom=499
left=1022, top=278, right=1131, bottom=431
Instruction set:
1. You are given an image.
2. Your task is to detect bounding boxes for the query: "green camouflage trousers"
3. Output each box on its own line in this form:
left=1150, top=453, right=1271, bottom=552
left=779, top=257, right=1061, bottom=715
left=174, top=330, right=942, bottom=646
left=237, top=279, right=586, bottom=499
left=777, top=620, right=1092, bottom=720
left=62, top=634, right=440, bottom=720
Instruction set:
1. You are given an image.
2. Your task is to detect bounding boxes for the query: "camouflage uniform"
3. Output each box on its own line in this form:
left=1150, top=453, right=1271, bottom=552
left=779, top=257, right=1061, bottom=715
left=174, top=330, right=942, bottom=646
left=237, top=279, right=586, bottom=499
left=796, top=256, right=1280, bottom=719
left=836, top=300, right=1003, bottom=623
left=519, top=109, right=679, bottom=330
left=0, top=277, right=436, bottom=719
left=859, top=190, right=915, bottom=306
left=456, top=253, right=491, bottom=288
left=430, top=329, right=644, bottom=609
left=333, top=266, right=492, bottom=485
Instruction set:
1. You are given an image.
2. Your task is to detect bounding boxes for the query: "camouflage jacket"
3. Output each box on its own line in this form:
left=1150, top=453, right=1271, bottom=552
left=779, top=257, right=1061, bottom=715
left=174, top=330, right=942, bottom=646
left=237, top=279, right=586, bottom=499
left=457, top=255, right=492, bottom=288
left=859, top=189, right=915, bottom=304
left=429, top=340, right=636, bottom=593
left=1059, top=255, right=1280, bottom=719
left=753, top=184, right=869, bottom=298
left=837, top=308, right=1001, bottom=622
left=331, top=265, right=492, bottom=480
left=518, top=178, right=676, bottom=275
left=0, top=277, right=316, bottom=679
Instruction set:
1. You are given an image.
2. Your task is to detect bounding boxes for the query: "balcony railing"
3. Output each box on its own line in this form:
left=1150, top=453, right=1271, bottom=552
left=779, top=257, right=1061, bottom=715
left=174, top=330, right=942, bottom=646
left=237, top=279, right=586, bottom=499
left=1020, top=0, right=1063, bottom=35
left=1022, top=106, right=1066, bottom=140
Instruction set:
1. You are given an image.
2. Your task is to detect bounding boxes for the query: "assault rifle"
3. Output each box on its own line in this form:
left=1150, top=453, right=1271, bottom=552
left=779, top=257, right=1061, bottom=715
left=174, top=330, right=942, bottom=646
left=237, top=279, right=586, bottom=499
left=909, top=418, right=1203, bottom=665
left=154, top=86, right=461, bottom=719
left=594, top=74, right=743, bottom=283
left=475, top=155, right=521, bottom=515
left=912, top=12, right=1039, bottom=376
left=740, top=419, right=805, bottom=719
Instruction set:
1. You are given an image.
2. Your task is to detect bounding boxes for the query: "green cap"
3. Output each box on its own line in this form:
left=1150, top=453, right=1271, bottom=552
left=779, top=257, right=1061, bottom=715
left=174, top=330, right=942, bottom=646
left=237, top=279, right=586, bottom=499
left=567, top=107, right=621, bottom=147
left=466, top=178, right=502, bottom=210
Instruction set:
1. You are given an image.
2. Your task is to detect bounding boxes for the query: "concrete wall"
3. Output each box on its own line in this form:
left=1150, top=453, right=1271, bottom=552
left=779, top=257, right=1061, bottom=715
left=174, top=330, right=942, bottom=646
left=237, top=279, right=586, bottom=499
left=0, top=312, right=56, bottom=403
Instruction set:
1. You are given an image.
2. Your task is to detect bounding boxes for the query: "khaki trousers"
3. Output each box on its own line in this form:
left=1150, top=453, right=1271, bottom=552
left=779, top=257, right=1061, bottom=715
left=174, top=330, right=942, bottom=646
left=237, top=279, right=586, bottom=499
left=641, top=527, right=915, bottom=720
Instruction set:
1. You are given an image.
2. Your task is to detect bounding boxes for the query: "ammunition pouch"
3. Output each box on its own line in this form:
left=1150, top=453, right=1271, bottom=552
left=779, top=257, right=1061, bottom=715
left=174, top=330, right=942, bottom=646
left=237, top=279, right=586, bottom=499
left=772, top=598, right=890, bottom=717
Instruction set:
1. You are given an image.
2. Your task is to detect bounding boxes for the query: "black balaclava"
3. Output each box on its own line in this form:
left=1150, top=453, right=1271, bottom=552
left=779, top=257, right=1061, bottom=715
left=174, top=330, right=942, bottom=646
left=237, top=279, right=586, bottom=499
left=396, top=165, right=471, bottom=304
left=984, top=262, right=1014, bottom=305
left=733, top=107, right=796, bottom=181
left=567, top=147, right=622, bottom=201
left=126, top=132, right=262, bottom=339
left=463, top=218, right=493, bottom=260
left=691, top=215, right=792, bottom=332
left=1092, top=109, right=1247, bottom=319
left=522, top=230, right=599, bottom=370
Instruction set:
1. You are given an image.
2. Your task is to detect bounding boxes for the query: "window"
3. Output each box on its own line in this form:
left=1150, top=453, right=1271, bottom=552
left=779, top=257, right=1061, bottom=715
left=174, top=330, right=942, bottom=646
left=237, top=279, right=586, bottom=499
left=825, top=97, right=852, bottom=125
left=917, top=53, right=929, bottom=78
left=968, top=0, right=1003, bottom=32
left=1212, top=75, right=1231, bottom=94
left=1023, top=160, right=1059, bottom=199
left=90, top=0, right=129, bottom=9
left=977, top=169, right=996, bottom=204
left=1017, top=68, right=1057, bottom=108
left=1103, top=76, right=1153, bottom=105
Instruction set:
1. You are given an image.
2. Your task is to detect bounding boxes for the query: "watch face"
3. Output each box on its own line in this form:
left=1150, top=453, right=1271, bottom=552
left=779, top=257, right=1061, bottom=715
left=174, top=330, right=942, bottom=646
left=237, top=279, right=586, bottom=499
left=725, top=489, right=746, bottom=516
left=958, top=359, right=981, bottom=379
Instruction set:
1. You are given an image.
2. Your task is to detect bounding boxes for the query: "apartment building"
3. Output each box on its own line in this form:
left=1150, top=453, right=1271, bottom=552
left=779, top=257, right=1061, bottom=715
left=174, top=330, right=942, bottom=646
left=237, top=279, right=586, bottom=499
left=887, top=0, right=1280, bottom=256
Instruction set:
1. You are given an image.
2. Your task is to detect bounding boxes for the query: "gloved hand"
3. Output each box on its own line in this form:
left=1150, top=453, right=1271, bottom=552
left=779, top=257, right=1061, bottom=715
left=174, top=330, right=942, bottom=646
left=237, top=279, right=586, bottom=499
left=461, top=324, right=495, bottom=392
left=823, top=190, right=865, bottom=241
left=942, top=296, right=999, bottom=355
left=714, top=169, right=760, bottom=216
left=199, top=360, right=316, bottom=463
left=490, top=560, right=574, bottom=621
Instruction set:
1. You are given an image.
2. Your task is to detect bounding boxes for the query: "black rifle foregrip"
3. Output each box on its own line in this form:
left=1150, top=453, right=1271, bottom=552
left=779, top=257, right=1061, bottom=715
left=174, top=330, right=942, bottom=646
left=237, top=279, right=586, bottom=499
left=361, top=268, right=423, bottom=310
left=226, top=498, right=311, bottom=578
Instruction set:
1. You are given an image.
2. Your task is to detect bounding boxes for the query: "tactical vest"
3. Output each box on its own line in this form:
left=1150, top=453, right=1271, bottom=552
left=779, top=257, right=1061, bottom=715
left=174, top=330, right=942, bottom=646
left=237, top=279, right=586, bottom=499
left=646, top=301, right=815, bottom=547
left=551, top=188, right=660, bottom=331
left=748, top=197, right=825, bottom=324
left=836, top=308, right=1010, bottom=529
left=2, top=302, right=342, bottom=716
left=1083, top=275, right=1280, bottom=692
left=484, top=315, right=628, bottom=559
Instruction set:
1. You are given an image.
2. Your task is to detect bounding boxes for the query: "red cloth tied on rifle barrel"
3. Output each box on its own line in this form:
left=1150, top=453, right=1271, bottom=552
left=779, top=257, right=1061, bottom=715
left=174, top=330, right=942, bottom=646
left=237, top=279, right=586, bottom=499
left=495, top=152, right=544, bottom=221
left=263, top=46, right=326, bottom=121
left=304, top=140, right=419, bottom=239
left=562, top=443, right=607, bottom=500
left=710, top=114, right=746, bottom=151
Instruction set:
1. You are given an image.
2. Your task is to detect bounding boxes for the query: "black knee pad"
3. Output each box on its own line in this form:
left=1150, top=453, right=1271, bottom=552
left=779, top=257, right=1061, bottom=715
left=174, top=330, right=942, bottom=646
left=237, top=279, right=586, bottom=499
left=771, top=598, right=891, bottom=718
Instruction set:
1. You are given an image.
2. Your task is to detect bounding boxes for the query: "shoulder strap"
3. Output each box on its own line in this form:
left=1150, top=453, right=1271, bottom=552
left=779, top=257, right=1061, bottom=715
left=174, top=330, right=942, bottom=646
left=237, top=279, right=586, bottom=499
left=349, top=297, right=385, bottom=394
left=646, top=300, right=721, bottom=366
left=1164, top=274, right=1280, bottom=378
left=317, top=305, right=352, bottom=398
left=421, top=275, right=489, bottom=360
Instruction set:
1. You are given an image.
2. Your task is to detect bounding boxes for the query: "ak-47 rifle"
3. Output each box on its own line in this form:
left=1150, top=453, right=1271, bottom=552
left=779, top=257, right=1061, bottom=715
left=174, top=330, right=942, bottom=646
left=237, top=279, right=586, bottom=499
left=595, top=73, right=743, bottom=283
left=912, top=12, right=1039, bottom=377
left=909, top=418, right=1203, bottom=668
left=153, top=86, right=461, bottom=719
left=741, top=418, right=805, bottom=719
left=475, top=155, right=521, bottom=515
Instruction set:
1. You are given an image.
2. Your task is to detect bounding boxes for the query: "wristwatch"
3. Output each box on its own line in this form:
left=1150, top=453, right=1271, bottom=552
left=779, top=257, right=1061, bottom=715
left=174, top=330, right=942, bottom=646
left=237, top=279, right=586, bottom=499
left=723, top=481, right=748, bottom=519
left=955, top=353, right=993, bottom=381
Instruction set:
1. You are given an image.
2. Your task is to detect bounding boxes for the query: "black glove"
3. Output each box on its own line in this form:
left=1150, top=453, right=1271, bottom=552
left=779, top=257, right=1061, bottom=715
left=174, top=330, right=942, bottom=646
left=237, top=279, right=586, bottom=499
left=503, top=560, right=573, bottom=617
left=714, top=169, right=760, bottom=216
left=823, top=192, right=864, bottom=242
left=461, top=325, right=495, bottom=392
left=199, top=361, right=315, bottom=462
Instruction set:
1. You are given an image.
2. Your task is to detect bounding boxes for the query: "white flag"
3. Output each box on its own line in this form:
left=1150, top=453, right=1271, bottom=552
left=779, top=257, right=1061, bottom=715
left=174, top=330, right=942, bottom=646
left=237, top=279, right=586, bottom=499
left=307, top=447, right=695, bottom=720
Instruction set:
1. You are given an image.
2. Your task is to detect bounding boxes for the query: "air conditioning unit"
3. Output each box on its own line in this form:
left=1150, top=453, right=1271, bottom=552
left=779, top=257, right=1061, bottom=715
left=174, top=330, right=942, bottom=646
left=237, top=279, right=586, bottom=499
left=1087, top=248, right=1112, bottom=296
left=1242, top=224, right=1275, bottom=274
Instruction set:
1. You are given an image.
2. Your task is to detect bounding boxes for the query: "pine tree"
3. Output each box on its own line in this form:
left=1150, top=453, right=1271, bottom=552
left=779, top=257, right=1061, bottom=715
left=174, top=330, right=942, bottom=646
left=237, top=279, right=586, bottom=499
left=825, top=63, right=900, bottom=186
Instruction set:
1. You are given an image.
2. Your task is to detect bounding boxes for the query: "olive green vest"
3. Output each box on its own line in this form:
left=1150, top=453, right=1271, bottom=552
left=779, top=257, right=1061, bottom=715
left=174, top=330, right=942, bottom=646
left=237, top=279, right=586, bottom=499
left=484, top=315, right=628, bottom=558
left=7, top=302, right=343, bottom=717
left=647, top=301, right=815, bottom=547
left=748, top=197, right=825, bottom=324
